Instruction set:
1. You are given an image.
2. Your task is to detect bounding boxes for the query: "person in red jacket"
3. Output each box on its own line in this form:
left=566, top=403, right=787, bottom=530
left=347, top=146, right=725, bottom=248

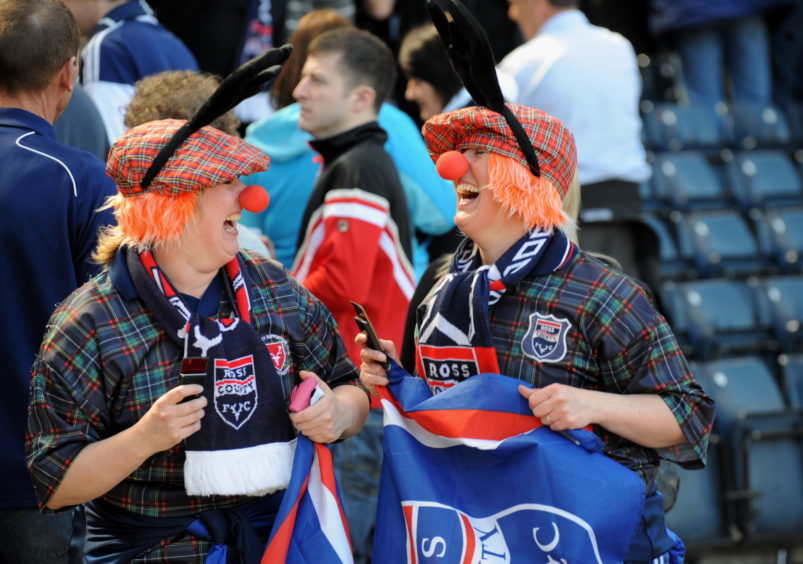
left=290, top=27, right=414, bottom=563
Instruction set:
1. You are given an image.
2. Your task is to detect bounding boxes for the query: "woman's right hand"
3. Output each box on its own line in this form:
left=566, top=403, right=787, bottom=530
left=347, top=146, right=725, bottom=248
left=355, top=333, right=397, bottom=396
left=135, top=385, right=207, bottom=455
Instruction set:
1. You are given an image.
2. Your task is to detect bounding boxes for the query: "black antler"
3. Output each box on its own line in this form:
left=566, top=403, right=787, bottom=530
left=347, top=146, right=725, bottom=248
left=141, top=43, right=294, bottom=190
left=427, top=0, right=540, bottom=177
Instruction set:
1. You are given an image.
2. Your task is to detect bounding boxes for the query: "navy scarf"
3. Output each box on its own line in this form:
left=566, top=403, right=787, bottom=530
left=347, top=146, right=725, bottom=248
left=128, top=248, right=296, bottom=497
left=415, top=230, right=575, bottom=392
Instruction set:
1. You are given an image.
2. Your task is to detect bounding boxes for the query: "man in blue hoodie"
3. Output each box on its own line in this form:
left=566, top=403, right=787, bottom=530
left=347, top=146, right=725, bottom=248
left=0, top=1, right=117, bottom=560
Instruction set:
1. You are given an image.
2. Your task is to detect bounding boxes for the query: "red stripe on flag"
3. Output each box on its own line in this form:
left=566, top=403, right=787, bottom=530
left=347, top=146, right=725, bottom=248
left=460, top=513, right=476, bottom=564
left=403, top=505, right=417, bottom=564
left=261, top=473, right=311, bottom=563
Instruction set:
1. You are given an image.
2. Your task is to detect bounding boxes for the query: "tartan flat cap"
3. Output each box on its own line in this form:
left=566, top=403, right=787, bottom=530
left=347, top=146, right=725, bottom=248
left=422, top=104, right=577, bottom=199
left=107, top=119, right=270, bottom=197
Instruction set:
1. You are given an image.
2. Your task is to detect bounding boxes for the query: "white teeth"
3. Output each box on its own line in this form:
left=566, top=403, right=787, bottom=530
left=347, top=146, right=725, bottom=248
left=456, top=183, right=480, bottom=194
left=225, top=213, right=241, bottom=223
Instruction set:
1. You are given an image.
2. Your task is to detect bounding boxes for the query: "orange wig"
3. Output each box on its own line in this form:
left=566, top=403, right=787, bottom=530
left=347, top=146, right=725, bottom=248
left=487, top=153, right=571, bottom=232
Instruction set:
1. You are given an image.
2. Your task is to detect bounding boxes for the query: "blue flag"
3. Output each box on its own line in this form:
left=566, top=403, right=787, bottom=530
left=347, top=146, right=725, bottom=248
left=373, top=362, right=646, bottom=563
left=263, top=433, right=353, bottom=563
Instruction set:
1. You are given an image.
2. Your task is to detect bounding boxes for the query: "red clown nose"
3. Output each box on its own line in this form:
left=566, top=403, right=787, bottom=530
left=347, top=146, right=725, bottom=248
left=239, top=185, right=270, bottom=213
left=435, top=150, right=469, bottom=181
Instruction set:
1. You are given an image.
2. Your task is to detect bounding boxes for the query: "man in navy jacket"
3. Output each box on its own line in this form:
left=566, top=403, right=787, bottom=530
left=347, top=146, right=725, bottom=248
left=0, top=1, right=117, bottom=561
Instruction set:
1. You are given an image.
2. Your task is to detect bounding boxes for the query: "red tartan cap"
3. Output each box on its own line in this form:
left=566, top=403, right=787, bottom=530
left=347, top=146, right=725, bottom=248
left=422, top=104, right=577, bottom=199
left=107, top=119, right=270, bottom=197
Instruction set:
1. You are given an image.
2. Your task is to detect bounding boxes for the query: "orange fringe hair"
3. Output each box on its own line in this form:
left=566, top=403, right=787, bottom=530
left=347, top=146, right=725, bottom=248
left=487, top=153, right=572, bottom=233
left=93, top=191, right=198, bottom=266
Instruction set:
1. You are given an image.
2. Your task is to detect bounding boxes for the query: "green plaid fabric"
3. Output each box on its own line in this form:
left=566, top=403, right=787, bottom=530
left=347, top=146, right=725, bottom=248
left=422, top=104, right=577, bottom=199
left=26, top=251, right=357, bottom=561
left=107, top=119, right=270, bottom=197
left=420, top=250, right=715, bottom=490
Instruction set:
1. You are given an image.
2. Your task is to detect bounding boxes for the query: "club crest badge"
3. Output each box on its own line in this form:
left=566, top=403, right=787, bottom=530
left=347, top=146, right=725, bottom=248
left=214, top=355, right=257, bottom=429
left=522, top=313, right=571, bottom=363
left=262, top=335, right=290, bottom=376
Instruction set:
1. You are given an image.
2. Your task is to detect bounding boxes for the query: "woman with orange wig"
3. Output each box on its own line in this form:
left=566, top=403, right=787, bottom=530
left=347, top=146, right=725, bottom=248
left=358, top=102, right=715, bottom=563
left=25, top=117, right=369, bottom=561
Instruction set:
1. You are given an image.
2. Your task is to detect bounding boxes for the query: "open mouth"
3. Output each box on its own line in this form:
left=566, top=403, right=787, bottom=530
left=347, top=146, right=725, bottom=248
left=456, top=183, right=481, bottom=203
left=224, top=213, right=240, bottom=233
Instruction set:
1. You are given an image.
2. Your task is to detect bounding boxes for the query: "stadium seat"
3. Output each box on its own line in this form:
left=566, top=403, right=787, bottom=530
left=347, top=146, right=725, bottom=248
left=651, top=152, right=731, bottom=211
left=672, top=279, right=776, bottom=360
left=754, top=275, right=803, bottom=354
left=694, top=357, right=803, bottom=543
left=724, top=150, right=803, bottom=213
left=677, top=210, right=772, bottom=278
left=778, top=353, right=803, bottom=409
left=642, top=103, right=723, bottom=152
left=665, top=439, right=734, bottom=552
left=752, top=207, right=803, bottom=274
left=722, top=102, right=794, bottom=150
left=640, top=213, right=696, bottom=283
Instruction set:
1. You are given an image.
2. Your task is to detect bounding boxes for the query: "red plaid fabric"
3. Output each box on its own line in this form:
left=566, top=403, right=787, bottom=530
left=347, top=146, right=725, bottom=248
left=107, top=119, right=271, bottom=197
left=422, top=104, right=577, bottom=199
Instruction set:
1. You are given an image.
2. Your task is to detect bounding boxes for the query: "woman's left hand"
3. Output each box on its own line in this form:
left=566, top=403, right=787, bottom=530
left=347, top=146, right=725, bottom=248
left=289, top=371, right=352, bottom=443
left=518, top=382, right=596, bottom=431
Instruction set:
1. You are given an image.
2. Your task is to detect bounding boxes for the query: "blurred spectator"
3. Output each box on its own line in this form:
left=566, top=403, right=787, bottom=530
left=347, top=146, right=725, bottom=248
left=398, top=23, right=464, bottom=121
left=123, top=70, right=271, bottom=255
left=500, top=0, right=651, bottom=278
left=285, top=0, right=355, bottom=37
left=81, top=0, right=199, bottom=144
left=53, top=83, right=109, bottom=160
left=398, top=23, right=519, bottom=122
left=649, top=0, right=793, bottom=109
left=150, top=0, right=284, bottom=125
left=0, top=0, right=117, bottom=560
left=242, top=10, right=455, bottom=276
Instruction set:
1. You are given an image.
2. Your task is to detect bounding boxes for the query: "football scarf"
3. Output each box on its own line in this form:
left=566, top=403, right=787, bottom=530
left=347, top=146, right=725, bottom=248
left=128, top=248, right=296, bottom=496
left=373, top=361, right=646, bottom=563
left=416, top=229, right=575, bottom=392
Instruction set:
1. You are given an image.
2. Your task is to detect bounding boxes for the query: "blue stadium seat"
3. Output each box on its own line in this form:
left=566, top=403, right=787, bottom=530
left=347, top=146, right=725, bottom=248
left=752, top=207, right=803, bottom=274
left=641, top=213, right=695, bottom=282
left=652, top=152, right=731, bottom=210
left=754, top=275, right=803, bottom=354
left=778, top=353, right=803, bottom=409
left=694, top=356, right=803, bottom=543
left=642, top=103, right=723, bottom=152
left=678, top=210, right=772, bottom=278
left=674, top=279, right=776, bottom=360
left=665, top=441, right=733, bottom=551
left=722, top=102, right=794, bottom=150
left=724, top=150, right=803, bottom=212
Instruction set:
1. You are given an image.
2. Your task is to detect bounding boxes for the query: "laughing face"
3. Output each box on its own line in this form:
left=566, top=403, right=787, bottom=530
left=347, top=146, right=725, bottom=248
left=454, top=149, right=528, bottom=263
left=180, top=178, right=246, bottom=268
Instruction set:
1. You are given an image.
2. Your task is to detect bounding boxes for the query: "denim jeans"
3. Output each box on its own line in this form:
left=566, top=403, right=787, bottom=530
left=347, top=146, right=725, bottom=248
left=331, top=408, right=384, bottom=564
left=0, top=507, right=72, bottom=563
left=676, top=14, right=772, bottom=108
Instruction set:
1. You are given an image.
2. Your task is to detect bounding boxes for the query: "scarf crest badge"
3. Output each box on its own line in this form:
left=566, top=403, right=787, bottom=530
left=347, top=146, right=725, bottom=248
left=130, top=249, right=297, bottom=497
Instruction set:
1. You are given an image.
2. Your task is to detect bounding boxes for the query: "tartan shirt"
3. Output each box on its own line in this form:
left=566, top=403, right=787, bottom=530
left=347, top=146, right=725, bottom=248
left=26, top=250, right=357, bottom=560
left=418, top=249, right=715, bottom=491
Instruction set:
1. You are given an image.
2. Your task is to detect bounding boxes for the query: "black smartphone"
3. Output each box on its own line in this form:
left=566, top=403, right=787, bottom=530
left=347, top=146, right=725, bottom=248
left=179, top=357, right=207, bottom=403
left=350, top=301, right=389, bottom=370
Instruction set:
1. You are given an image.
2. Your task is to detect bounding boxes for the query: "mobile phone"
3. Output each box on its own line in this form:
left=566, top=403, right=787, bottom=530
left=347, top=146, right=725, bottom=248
left=179, top=357, right=207, bottom=403
left=350, top=301, right=389, bottom=370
